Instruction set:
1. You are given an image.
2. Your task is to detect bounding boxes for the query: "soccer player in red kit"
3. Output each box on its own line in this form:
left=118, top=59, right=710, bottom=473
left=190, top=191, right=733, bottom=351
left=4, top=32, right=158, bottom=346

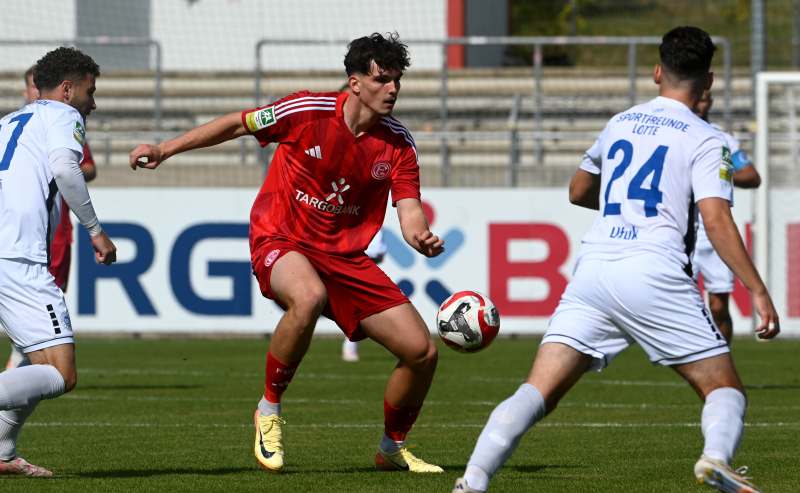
left=129, top=33, right=445, bottom=473
left=5, top=66, right=97, bottom=371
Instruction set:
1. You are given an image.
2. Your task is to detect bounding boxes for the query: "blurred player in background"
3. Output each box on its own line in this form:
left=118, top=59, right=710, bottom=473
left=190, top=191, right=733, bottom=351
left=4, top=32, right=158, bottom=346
left=0, top=47, right=116, bottom=476
left=335, top=80, right=389, bottom=363
left=130, top=33, right=445, bottom=474
left=343, top=229, right=387, bottom=362
left=4, top=66, right=98, bottom=372
left=693, top=90, right=761, bottom=343
left=453, top=27, right=777, bottom=493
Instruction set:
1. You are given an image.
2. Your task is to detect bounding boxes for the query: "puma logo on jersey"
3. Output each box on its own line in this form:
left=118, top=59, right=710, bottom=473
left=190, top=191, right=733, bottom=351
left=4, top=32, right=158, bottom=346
left=294, top=189, right=360, bottom=215
left=609, top=226, right=638, bottom=240
left=305, top=146, right=322, bottom=159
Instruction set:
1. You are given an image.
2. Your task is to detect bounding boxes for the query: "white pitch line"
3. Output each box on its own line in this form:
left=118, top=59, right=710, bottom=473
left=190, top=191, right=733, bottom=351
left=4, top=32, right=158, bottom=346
left=24, top=422, right=800, bottom=429
left=77, top=368, right=692, bottom=388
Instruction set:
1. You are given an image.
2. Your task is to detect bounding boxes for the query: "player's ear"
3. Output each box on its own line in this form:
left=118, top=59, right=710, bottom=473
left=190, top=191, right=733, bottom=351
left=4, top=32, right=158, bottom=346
left=704, top=72, right=714, bottom=91
left=61, top=79, right=73, bottom=101
left=653, top=65, right=662, bottom=85
left=349, top=75, right=360, bottom=95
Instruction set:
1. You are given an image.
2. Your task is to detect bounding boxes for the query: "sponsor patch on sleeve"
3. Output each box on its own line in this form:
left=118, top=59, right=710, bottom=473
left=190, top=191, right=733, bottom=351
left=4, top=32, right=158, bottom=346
left=245, top=107, right=276, bottom=132
left=73, top=120, right=86, bottom=146
left=719, top=145, right=733, bottom=183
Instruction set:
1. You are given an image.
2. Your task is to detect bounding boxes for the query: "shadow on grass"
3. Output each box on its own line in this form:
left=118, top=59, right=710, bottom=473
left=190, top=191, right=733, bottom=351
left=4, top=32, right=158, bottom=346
left=77, top=385, right=203, bottom=391
left=745, top=385, right=800, bottom=390
left=71, top=467, right=253, bottom=479
left=507, top=464, right=581, bottom=474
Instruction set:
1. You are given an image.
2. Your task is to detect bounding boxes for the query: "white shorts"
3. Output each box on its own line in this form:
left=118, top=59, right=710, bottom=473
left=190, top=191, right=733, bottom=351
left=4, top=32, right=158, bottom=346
left=0, top=258, right=74, bottom=353
left=543, top=252, right=729, bottom=372
left=692, top=243, right=735, bottom=293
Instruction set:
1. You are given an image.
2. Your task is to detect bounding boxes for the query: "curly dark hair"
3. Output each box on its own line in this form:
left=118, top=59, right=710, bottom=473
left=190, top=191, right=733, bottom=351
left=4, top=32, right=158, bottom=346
left=659, top=27, right=717, bottom=80
left=33, top=47, right=100, bottom=92
left=344, top=32, right=410, bottom=77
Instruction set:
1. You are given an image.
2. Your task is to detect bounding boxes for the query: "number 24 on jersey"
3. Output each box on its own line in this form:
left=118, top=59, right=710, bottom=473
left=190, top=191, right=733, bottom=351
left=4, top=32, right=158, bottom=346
left=603, top=139, right=669, bottom=218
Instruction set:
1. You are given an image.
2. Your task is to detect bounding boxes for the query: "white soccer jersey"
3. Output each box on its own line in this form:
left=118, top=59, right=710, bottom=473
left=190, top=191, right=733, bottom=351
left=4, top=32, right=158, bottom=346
left=578, top=96, right=733, bottom=271
left=0, top=100, right=85, bottom=264
left=695, top=122, right=750, bottom=247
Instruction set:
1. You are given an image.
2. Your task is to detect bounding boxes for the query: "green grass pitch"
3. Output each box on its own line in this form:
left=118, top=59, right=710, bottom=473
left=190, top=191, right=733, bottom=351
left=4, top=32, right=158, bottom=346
left=0, top=336, right=798, bottom=492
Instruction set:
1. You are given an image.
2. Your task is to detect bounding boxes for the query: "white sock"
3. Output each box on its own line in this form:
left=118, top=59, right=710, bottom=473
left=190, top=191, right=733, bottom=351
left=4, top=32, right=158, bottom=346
left=465, top=384, right=547, bottom=490
left=379, top=432, right=404, bottom=454
left=0, top=402, right=38, bottom=461
left=342, top=339, right=359, bottom=351
left=0, top=364, right=65, bottom=411
left=258, top=396, right=280, bottom=417
left=702, top=387, right=746, bottom=464
left=464, top=464, right=490, bottom=492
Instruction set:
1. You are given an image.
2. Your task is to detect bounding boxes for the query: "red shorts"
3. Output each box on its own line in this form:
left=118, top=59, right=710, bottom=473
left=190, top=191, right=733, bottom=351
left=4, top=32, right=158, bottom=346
left=252, top=240, right=409, bottom=341
left=48, top=240, right=71, bottom=292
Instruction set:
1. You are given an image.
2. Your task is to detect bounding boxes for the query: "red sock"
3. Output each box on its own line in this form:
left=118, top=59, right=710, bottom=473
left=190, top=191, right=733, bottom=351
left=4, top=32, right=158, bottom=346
left=264, top=351, right=301, bottom=403
left=383, top=398, right=422, bottom=441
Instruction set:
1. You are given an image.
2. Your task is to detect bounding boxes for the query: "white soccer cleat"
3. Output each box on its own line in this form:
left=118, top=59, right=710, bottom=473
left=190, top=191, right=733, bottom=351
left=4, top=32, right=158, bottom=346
left=0, top=457, right=52, bottom=476
left=341, top=346, right=359, bottom=362
left=695, top=454, right=763, bottom=493
left=452, top=477, right=484, bottom=492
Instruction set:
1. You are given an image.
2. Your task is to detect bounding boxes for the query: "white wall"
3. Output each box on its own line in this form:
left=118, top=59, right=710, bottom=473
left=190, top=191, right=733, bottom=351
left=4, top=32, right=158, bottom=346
left=0, top=0, right=77, bottom=71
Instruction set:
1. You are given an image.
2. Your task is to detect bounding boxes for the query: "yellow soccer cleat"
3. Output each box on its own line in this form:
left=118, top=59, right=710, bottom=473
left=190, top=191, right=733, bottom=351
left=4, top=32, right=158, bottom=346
left=375, top=444, right=443, bottom=473
left=254, top=410, right=286, bottom=472
left=694, top=454, right=763, bottom=493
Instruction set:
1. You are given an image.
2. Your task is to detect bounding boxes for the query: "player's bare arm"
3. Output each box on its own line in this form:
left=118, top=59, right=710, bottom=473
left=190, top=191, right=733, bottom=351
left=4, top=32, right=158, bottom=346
left=698, top=197, right=778, bottom=338
left=129, top=112, right=248, bottom=170
left=569, top=168, right=601, bottom=210
left=732, top=164, right=761, bottom=189
left=396, top=198, right=444, bottom=258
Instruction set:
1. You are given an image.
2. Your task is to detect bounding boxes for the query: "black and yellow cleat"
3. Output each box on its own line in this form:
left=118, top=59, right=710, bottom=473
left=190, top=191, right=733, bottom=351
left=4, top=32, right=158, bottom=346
left=254, top=410, right=286, bottom=472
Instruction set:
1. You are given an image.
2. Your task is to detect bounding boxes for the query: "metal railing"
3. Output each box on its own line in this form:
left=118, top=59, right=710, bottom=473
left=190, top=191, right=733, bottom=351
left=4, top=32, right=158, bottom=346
left=255, top=36, right=732, bottom=186
left=0, top=37, right=163, bottom=133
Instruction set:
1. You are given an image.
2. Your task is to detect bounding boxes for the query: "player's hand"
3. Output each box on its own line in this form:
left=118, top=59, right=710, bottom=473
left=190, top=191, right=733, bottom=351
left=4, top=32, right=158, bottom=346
left=90, top=231, right=117, bottom=266
left=129, top=144, right=165, bottom=170
left=752, top=289, right=780, bottom=339
left=415, top=230, right=444, bottom=258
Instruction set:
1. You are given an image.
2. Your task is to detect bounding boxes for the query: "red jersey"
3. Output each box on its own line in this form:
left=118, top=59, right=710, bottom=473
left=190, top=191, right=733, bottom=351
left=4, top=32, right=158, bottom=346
left=243, top=91, right=420, bottom=261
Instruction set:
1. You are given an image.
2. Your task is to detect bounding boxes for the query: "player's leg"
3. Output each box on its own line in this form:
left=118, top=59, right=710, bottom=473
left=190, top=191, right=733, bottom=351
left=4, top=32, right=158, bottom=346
left=670, top=354, right=761, bottom=492
left=456, top=258, right=628, bottom=492
left=707, top=292, right=733, bottom=343
left=341, top=338, right=360, bottom=362
left=251, top=249, right=326, bottom=472
left=358, top=303, right=442, bottom=472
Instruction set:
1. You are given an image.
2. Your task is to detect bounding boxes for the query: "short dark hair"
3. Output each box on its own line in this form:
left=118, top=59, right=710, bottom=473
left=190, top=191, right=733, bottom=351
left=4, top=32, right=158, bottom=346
left=659, top=27, right=717, bottom=80
left=24, top=65, right=35, bottom=85
left=33, top=47, right=100, bottom=92
left=344, top=32, right=410, bottom=77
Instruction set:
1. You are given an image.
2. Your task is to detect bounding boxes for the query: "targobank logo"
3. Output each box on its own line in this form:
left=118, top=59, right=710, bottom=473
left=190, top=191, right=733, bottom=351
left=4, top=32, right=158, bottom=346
left=384, top=201, right=464, bottom=306
left=295, top=178, right=359, bottom=215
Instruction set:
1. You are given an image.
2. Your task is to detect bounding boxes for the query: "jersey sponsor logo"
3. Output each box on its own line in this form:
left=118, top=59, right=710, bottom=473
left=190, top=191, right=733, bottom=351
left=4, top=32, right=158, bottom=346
left=326, top=178, right=350, bottom=205
left=371, top=162, right=391, bottom=180
left=265, top=249, right=281, bottom=267
left=294, top=189, right=360, bottom=215
left=720, top=146, right=734, bottom=183
left=73, top=120, right=85, bottom=146
left=609, top=226, right=639, bottom=240
left=246, top=107, right=276, bottom=132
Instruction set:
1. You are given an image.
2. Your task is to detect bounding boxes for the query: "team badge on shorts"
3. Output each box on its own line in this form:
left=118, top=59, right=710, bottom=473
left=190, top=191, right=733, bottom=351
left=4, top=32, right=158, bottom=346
left=265, top=249, right=281, bottom=267
left=371, top=162, right=391, bottom=180
left=60, top=311, right=72, bottom=332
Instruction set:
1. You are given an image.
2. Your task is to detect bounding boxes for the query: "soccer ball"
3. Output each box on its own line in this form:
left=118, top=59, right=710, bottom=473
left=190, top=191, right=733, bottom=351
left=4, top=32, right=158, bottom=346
left=436, top=291, right=500, bottom=353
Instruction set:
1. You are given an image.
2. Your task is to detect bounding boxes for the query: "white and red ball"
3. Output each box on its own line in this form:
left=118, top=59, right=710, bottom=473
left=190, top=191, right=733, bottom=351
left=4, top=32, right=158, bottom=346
left=436, top=291, right=500, bottom=353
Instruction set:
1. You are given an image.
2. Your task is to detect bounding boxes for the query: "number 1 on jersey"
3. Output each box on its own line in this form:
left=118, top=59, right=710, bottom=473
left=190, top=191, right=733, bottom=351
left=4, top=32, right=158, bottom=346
left=603, top=139, right=668, bottom=218
left=0, top=113, right=34, bottom=172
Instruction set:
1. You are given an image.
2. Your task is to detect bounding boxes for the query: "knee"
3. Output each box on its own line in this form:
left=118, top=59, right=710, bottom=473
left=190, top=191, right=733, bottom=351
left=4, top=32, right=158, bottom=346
left=404, top=338, right=438, bottom=374
left=288, top=286, right=327, bottom=326
left=62, top=370, right=77, bottom=393
left=708, top=294, right=729, bottom=321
